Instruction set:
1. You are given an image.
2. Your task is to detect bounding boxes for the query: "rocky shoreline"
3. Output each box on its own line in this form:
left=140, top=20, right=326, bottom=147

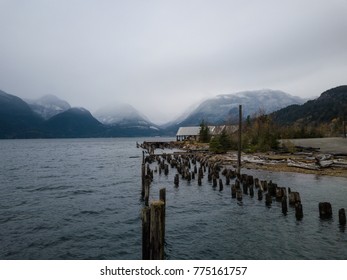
left=140, top=141, right=347, bottom=178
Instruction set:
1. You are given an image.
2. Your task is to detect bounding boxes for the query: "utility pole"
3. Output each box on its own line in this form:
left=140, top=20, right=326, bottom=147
left=343, top=120, right=346, bottom=138
left=237, top=105, right=242, bottom=176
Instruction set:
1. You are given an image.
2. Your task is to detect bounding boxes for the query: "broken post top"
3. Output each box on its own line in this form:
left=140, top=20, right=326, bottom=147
left=150, top=200, right=165, bottom=209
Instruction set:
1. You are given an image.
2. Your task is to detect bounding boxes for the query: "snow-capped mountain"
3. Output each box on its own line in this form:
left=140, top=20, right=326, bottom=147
left=168, top=89, right=306, bottom=128
left=93, top=103, right=160, bottom=130
left=25, top=94, right=71, bottom=119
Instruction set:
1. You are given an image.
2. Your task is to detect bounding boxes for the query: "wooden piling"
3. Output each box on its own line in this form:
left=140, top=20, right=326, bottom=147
left=144, top=178, right=150, bottom=206
left=231, top=185, right=236, bottom=198
left=159, top=188, right=166, bottom=243
left=295, top=203, right=303, bottom=220
left=254, top=178, right=260, bottom=189
left=265, top=193, right=272, bottom=207
left=260, top=180, right=267, bottom=192
left=219, top=178, right=223, bottom=191
left=198, top=175, right=202, bottom=186
left=141, top=163, right=145, bottom=196
left=212, top=175, right=217, bottom=188
left=164, top=164, right=169, bottom=176
left=289, top=192, right=301, bottom=205
left=258, top=189, right=263, bottom=201
left=339, top=208, right=346, bottom=225
left=236, top=189, right=243, bottom=201
left=150, top=200, right=165, bottom=260
left=235, top=179, right=241, bottom=189
left=226, top=175, right=230, bottom=186
left=243, top=183, right=248, bottom=195
left=282, top=196, right=288, bottom=215
left=174, top=174, right=179, bottom=187
left=187, top=171, right=191, bottom=182
left=319, top=202, right=332, bottom=219
left=142, top=207, right=151, bottom=260
left=276, top=187, right=286, bottom=201
left=249, top=185, right=254, bottom=198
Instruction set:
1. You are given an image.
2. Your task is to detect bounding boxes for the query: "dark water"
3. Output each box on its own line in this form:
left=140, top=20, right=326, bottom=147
left=0, top=138, right=346, bottom=260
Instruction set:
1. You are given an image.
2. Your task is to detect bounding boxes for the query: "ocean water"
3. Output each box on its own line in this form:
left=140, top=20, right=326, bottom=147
left=0, top=138, right=346, bottom=260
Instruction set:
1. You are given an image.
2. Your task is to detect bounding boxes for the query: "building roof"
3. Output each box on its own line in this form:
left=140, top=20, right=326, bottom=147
left=176, top=125, right=239, bottom=136
left=176, top=126, right=200, bottom=136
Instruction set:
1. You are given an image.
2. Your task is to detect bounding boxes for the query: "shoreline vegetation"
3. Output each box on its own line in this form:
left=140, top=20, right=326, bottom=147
left=140, top=137, right=347, bottom=178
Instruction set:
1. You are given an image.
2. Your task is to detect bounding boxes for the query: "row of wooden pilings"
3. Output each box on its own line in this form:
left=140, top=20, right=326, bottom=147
left=140, top=150, right=346, bottom=259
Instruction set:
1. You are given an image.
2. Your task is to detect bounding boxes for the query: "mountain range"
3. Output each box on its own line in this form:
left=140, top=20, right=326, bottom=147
left=0, top=86, right=345, bottom=138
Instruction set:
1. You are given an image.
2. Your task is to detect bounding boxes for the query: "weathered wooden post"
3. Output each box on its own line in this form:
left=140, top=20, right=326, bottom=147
left=159, top=188, right=166, bottom=243
left=319, top=202, right=332, bottom=219
left=198, top=174, right=202, bottom=186
left=142, top=206, right=151, bottom=260
left=265, top=193, right=272, bottom=207
left=282, top=196, right=288, bottom=215
left=187, top=171, right=191, bottom=182
left=289, top=192, right=301, bottom=206
left=231, top=185, right=237, bottom=198
left=219, top=178, right=223, bottom=191
left=254, top=178, right=260, bottom=189
left=235, top=179, right=241, bottom=189
left=260, top=180, right=267, bottom=192
left=212, top=175, right=217, bottom=188
left=208, top=173, right=212, bottom=182
left=226, top=175, right=230, bottom=186
left=237, top=104, right=242, bottom=176
left=236, top=189, right=242, bottom=201
left=243, top=182, right=248, bottom=195
left=295, top=203, right=303, bottom=220
left=150, top=200, right=165, bottom=260
left=249, top=185, right=254, bottom=198
left=141, top=163, right=146, bottom=197
left=258, top=189, right=263, bottom=201
left=276, top=187, right=286, bottom=201
left=164, top=164, right=169, bottom=176
left=174, top=174, right=179, bottom=187
left=144, top=178, right=150, bottom=206
left=339, top=208, right=346, bottom=225
left=199, top=167, right=204, bottom=178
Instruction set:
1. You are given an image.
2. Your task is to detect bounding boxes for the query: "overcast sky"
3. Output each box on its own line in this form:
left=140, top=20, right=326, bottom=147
left=1, top=0, right=347, bottom=123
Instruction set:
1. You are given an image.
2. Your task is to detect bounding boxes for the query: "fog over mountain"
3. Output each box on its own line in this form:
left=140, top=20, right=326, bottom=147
left=173, top=89, right=305, bottom=125
left=94, top=103, right=151, bottom=125
left=25, top=95, right=71, bottom=119
left=160, top=89, right=306, bottom=135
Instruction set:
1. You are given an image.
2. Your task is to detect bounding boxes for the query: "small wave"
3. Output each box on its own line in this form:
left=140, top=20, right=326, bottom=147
left=73, top=209, right=105, bottom=217
left=28, top=185, right=73, bottom=192
left=0, top=216, right=15, bottom=224
left=72, top=189, right=95, bottom=195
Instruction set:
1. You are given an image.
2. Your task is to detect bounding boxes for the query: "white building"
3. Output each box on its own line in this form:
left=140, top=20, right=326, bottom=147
left=176, top=125, right=238, bottom=141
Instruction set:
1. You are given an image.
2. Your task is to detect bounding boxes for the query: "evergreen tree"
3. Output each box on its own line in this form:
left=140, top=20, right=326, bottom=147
left=199, top=120, right=210, bottom=143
